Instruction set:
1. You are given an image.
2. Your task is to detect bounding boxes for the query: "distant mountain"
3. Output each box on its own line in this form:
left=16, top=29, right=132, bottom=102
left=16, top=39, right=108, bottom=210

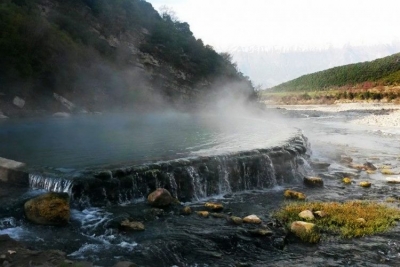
left=0, top=0, right=254, bottom=117
left=230, top=44, right=400, bottom=88
left=270, top=51, right=400, bottom=92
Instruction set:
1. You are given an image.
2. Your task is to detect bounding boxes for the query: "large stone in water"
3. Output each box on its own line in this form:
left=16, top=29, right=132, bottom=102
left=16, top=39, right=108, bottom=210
left=24, top=192, right=70, bottom=226
left=147, top=188, right=173, bottom=207
left=120, top=219, right=145, bottom=231
left=243, top=215, right=262, bottom=224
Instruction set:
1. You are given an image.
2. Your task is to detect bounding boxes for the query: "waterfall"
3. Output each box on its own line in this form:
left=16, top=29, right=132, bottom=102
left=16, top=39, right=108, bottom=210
left=166, top=172, right=178, bottom=198
left=29, top=173, right=73, bottom=193
left=263, top=154, right=277, bottom=187
left=45, top=134, right=310, bottom=203
left=185, top=166, right=207, bottom=200
left=216, top=156, right=232, bottom=195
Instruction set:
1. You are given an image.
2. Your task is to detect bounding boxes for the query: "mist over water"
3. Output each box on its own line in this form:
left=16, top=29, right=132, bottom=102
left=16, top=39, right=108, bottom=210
left=0, top=107, right=294, bottom=169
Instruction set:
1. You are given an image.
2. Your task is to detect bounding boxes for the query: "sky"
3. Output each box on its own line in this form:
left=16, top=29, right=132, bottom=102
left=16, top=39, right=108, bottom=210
left=147, top=0, right=400, bottom=87
left=147, top=0, right=400, bottom=52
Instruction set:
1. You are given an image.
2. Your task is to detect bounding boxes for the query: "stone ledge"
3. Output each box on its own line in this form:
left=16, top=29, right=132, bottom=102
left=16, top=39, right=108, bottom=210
left=0, top=157, right=29, bottom=187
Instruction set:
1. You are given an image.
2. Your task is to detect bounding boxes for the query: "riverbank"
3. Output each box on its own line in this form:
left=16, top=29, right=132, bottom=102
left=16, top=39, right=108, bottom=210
left=270, top=102, right=400, bottom=128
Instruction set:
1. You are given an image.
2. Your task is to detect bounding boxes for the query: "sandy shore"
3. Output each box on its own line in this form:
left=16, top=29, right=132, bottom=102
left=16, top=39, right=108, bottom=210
left=272, top=102, right=400, bottom=128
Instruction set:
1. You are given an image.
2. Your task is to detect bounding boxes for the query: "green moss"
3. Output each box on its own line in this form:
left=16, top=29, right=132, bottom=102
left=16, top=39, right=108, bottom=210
left=275, top=201, right=400, bottom=238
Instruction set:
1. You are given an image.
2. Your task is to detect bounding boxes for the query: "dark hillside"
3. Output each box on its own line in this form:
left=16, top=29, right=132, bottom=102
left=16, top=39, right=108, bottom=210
left=0, top=0, right=254, bottom=117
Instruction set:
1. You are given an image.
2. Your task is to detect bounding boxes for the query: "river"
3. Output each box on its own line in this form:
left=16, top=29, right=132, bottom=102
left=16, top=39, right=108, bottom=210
left=1, top=107, right=400, bottom=266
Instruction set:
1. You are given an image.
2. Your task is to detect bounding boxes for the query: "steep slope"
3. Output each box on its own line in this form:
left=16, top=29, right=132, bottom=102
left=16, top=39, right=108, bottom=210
left=0, top=0, right=254, bottom=117
left=271, top=52, right=400, bottom=92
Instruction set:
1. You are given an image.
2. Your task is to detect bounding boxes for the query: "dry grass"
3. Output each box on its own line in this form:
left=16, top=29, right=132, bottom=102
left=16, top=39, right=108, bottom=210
left=274, top=201, right=400, bottom=238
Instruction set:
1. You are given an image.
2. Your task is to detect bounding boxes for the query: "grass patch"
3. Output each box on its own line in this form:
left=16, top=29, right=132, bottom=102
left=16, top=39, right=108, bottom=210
left=274, top=201, right=400, bottom=238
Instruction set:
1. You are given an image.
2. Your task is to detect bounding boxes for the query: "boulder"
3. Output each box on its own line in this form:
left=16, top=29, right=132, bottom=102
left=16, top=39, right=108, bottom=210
left=303, top=176, right=324, bottom=187
left=298, top=210, right=314, bottom=221
left=342, top=177, right=352, bottom=184
left=243, top=215, right=262, bottom=224
left=120, top=219, right=145, bottom=231
left=147, top=188, right=173, bottom=207
left=24, top=192, right=70, bottom=226
left=359, top=181, right=372, bottom=188
left=386, top=177, right=400, bottom=184
left=204, top=202, right=223, bottom=211
left=284, top=190, right=306, bottom=200
left=290, top=221, right=320, bottom=243
left=196, top=211, right=209, bottom=218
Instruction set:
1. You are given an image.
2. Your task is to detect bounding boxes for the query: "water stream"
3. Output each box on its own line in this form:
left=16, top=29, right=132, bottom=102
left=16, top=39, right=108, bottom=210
left=1, top=109, right=400, bottom=266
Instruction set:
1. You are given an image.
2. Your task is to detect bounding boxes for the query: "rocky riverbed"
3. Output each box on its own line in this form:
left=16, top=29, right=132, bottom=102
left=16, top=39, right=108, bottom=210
left=1, top=104, right=400, bottom=266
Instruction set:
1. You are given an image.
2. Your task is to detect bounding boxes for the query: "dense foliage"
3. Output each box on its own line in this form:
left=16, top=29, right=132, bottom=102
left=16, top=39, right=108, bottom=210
left=0, top=0, right=254, bottom=109
left=272, top=53, right=400, bottom=91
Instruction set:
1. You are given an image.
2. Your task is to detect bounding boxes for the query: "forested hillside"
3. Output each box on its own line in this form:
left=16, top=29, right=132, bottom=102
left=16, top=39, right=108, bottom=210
left=272, top=52, right=400, bottom=91
left=0, top=0, right=254, bottom=117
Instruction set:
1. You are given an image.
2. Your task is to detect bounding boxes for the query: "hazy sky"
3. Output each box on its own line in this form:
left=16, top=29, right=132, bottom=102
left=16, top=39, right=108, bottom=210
left=147, top=0, right=400, bottom=52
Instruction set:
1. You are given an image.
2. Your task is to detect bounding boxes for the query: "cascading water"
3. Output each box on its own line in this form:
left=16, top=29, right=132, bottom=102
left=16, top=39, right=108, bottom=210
left=29, top=173, right=73, bottom=193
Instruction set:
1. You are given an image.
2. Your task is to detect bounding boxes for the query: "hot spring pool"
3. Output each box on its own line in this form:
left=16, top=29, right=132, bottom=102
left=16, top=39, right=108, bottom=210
left=0, top=112, right=295, bottom=168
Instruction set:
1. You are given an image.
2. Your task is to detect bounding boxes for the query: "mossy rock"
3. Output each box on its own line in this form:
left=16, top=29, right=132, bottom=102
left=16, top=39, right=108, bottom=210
left=284, top=190, right=306, bottom=200
left=290, top=221, right=320, bottom=243
left=24, top=192, right=70, bottom=226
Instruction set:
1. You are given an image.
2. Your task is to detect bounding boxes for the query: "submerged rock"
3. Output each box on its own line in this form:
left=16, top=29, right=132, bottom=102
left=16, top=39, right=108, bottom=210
left=243, top=215, right=262, bottom=224
left=196, top=211, right=209, bottom=218
left=210, top=213, right=228, bottom=219
left=248, top=229, right=273, bottom=236
left=24, top=192, right=70, bottom=226
left=228, top=216, right=243, bottom=225
left=298, top=210, right=314, bottom=221
left=364, top=162, right=377, bottom=171
left=284, top=190, right=306, bottom=200
left=204, top=202, right=224, bottom=211
left=303, top=176, right=324, bottom=187
left=180, top=206, right=192, bottom=215
left=113, top=262, right=137, bottom=267
left=290, top=221, right=320, bottom=243
left=147, top=188, right=173, bottom=207
left=120, top=219, right=145, bottom=231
